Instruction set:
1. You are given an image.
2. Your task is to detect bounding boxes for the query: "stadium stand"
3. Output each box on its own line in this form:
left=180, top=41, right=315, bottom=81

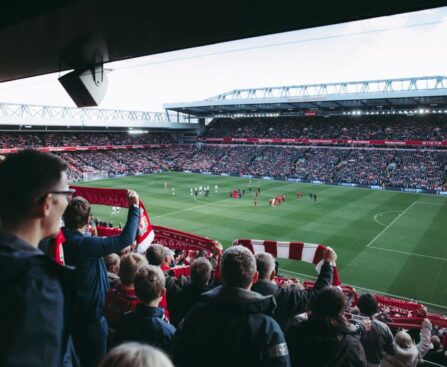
left=202, top=116, right=447, bottom=141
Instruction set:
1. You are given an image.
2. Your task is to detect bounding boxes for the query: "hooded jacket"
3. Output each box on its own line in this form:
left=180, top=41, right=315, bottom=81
left=173, top=285, right=291, bottom=367
left=381, top=323, right=432, bottom=367
left=0, top=231, right=78, bottom=367
left=286, top=317, right=367, bottom=367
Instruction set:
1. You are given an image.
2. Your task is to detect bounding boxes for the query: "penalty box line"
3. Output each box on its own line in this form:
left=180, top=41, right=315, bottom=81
left=366, top=201, right=417, bottom=248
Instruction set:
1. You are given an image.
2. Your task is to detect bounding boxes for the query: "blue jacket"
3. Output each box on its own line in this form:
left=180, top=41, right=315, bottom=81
left=115, top=303, right=176, bottom=354
left=63, top=205, right=139, bottom=324
left=173, top=285, right=291, bottom=367
left=0, top=231, right=78, bottom=367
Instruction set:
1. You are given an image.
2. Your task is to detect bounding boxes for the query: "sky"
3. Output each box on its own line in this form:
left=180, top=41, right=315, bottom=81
left=0, top=6, right=446, bottom=112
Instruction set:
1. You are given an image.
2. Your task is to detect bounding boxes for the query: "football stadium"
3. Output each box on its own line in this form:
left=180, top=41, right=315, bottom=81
left=1, top=2, right=447, bottom=367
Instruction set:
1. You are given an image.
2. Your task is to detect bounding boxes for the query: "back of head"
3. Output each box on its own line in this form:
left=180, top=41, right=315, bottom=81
left=104, top=253, right=120, bottom=273
left=119, top=253, right=148, bottom=286
left=146, top=244, right=165, bottom=266
left=255, top=252, right=275, bottom=280
left=431, top=335, right=441, bottom=350
left=311, top=287, right=347, bottom=326
left=63, top=197, right=90, bottom=230
left=0, top=150, right=67, bottom=226
left=220, top=245, right=256, bottom=289
left=134, top=265, right=165, bottom=303
left=357, top=293, right=378, bottom=317
left=190, top=257, right=212, bottom=287
left=395, top=331, right=413, bottom=349
left=99, top=342, right=173, bottom=367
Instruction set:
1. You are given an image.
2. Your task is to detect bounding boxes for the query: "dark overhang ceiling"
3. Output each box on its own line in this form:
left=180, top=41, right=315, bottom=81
left=1, top=0, right=447, bottom=83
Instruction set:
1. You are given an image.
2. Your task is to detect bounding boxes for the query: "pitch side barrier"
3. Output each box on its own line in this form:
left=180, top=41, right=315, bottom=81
left=179, top=169, right=447, bottom=196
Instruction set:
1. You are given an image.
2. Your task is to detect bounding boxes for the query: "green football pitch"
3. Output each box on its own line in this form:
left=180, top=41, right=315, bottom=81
left=76, top=172, right=447, bottom=311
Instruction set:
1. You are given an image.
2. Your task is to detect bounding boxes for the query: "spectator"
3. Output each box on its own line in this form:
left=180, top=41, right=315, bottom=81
left=381, top=318, right=433, bottom=367
left=0, top=150, right=77, bottom=367
left=170, top=257, right=212, bottom=327
left=63, top=191, right=140, bottom=367
left=104, top=253, right=121, bottom=289
left=286, top=286, right=367, bottom=367
left=115, top=265, right=176, bottom=354
left=146, top=244, right=178, bottom=320
left=161, top=247, right=173, bottom=271
left=105, top=253, right=148, bottom=328
left=146, top=244, right=165, bottom=266
left=424, top=335, right=447, bottom=366
left=99, top=342, right=173, bottom=367
left=173, top=245, right=290, bottom=367
left=252, top=250, right=334, bottom=331
left=356, top=293, right=395, bottom=367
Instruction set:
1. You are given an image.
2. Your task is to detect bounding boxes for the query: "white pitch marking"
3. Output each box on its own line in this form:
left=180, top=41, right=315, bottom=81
left=373, top=211, right=402, bottom=227
left=368, top=246, right=447, bottom=262
left=366, top=201, right=417, bottom=248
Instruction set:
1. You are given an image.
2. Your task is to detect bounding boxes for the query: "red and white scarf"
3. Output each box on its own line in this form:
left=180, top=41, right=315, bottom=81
left=232, top=239, right=341, bottom=286
left=70, top=186, right=154, bottom=253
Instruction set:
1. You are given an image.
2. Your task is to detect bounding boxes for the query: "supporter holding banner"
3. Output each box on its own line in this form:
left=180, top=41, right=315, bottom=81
left=71, top=186, right=155, bottom=253
left=233, top=239, right=341, bottom=286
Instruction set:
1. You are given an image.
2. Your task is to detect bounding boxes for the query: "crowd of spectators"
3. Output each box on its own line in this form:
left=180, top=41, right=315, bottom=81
left=202, top=115, right=447, bottom=141
left=58, top=145, right=447, bottom=191
left=0, top=131, right=176, bottom=148
left=1, top=150, right=447, bottom=367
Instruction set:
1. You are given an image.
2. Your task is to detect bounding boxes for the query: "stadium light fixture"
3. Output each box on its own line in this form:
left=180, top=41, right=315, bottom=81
left=128, top=129, right=147, bottom=134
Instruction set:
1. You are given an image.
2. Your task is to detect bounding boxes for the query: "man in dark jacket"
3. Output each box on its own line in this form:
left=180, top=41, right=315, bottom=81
left=173, top=245, right=290, bottom=367
left=63, top=192, right=139, bottom=367
left=357, top=293, right=395, bottom=367
left=0, top=150, right=78, bottom=367
left=251, top=250, right=335, bottom=330
left=169, top=257, right=212, bottom=327
left=115, top=265, right=176, bottom=354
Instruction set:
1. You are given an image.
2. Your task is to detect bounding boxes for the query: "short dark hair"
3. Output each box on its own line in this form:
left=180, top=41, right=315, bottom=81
left=357, top=293, right=378, bottom=316
left=0, top=150, right=67, bottom=225
left=255, top=253, right=275, bottom=280
left=63, top=197, right=90, bottom=229
left=220, top=246, right=256, bottom=289
left=146, top=244, right=165, bottom=266
left=190, top=257, right=212, bottom=287
left=134, top=265, right=165, bottom=303
left=311, top=287, right=346, bottom=319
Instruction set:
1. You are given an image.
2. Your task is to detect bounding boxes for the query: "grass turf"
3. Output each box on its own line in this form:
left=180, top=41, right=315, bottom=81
left=76, top=172, right=447, bottom=311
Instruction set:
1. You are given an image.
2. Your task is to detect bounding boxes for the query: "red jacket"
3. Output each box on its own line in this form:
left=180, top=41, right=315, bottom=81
left=105, top=285, right=139, bottom=328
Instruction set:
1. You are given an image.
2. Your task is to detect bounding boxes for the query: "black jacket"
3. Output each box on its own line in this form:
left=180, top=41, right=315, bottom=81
left=286, top=317, right=367, bottom=367
left=360, top=319, right=395, bottom=365
left=169, top=284, right=210, bottom=327
left=173, top=285, right=291, bottom=367
left=0, top=231, right=78, bottom=367
left=115, top=304, right=176, bottom=354
left=251, top=262, right=333, bottom=330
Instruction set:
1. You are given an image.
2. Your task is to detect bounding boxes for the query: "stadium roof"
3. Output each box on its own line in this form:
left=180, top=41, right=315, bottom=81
left=1, top=1, right=447, bottom=83
left=164, top=76, right=447, bottom=117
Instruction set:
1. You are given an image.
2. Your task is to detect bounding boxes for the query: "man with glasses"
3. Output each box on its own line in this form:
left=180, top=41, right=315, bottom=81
left=0, top=150, right=78, bottom=367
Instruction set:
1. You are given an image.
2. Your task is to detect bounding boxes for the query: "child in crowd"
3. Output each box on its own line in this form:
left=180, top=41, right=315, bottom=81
left=115, top=265, right=176, bottom=354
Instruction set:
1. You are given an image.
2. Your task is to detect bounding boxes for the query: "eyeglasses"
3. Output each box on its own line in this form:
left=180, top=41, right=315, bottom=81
left=47, top=189, right=76, bottom=201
